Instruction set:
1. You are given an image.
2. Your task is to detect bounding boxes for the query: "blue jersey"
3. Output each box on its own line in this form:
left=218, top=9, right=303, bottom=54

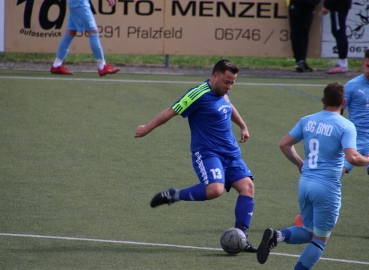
left=344, top=74, right=369, bottom=138
left=68, top=0, right=90, bottom=8
left=172, top=80, right=241, bottom=158
left=289, top=110, right=357, bottom=187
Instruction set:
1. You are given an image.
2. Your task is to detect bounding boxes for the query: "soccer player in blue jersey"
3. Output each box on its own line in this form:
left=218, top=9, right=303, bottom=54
left=341, top=49, right=369, bottom=176
left=256, top=82, right=369, bottom=269
left=50, top=0, right=120, bottom=76
left=134, top=59, right=257, bottom=252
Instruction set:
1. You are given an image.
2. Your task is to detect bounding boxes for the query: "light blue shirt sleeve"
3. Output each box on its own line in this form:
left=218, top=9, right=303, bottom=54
left=289, top=117, right=305, bottom=142
left=344, top=74, right=369, bottom=132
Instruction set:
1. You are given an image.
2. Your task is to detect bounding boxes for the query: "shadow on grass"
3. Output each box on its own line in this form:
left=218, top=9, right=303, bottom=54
left=202, top=253, right=245, bottom=257
left=11, top=245, right=220, bottom=255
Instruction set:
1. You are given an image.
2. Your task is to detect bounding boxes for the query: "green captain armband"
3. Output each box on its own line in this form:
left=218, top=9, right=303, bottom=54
left=172, top=83, right=210, bottom=115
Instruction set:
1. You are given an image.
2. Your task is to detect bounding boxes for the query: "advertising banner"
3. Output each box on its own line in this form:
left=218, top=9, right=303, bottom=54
left=4, top=0, right=322, bottom=58
left=321, top=1, right=369, bottom=59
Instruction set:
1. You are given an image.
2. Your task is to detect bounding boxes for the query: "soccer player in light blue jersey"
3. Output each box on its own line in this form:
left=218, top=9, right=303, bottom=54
left=256, top=82, right=369, bottom=269
left=134, top=59, right=257, bottom=252
left=50, top=0, right=120, bottom=76
left=342, top=49, right=369, bottom=176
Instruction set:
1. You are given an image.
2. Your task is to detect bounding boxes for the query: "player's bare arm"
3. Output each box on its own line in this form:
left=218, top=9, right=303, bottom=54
left=344, top=148, right=369, bottom=166
left=279, top=134, right=304, bottom=173
left=231, top=104, right=249, bottom=143
left=134, top=108, right=178, bottom=138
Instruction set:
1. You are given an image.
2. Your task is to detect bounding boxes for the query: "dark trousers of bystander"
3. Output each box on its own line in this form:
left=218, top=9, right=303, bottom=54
left=289, top=1, right=316, bottom=63
left=330, top=11, right=349, bottom=59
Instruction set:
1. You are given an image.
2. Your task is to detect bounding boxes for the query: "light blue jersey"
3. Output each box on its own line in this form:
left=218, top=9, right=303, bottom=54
left=289, top=110, right=357, bottom=187
left=67, top=0, right=90, bottom=8
left=343, top=74, right=369, bottom=173
left=344, top=74, right=369, bottom=132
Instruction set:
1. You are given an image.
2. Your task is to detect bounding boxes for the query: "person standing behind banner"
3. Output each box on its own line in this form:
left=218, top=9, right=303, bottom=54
left=322, top=0, right=352, bottom=74
left=288, top=0, right=320, bottom=72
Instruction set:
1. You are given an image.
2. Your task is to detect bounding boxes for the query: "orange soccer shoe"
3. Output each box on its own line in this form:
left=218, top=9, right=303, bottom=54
left=50, top=65, right=73, bottom=75
left=326, top=65, right=348, bottom=74
left=294, top=213, right=303, bottom=227
left=98, top=64, right=120, bottom=76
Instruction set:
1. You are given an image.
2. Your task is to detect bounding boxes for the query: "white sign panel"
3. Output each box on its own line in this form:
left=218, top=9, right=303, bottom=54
left=321, top=1, right=369, bottom=58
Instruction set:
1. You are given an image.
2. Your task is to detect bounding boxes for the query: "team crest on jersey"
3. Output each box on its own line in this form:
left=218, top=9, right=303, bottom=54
left=218, top=105, right=231, bottom=119
left=224, top=95, right=229, bottom=102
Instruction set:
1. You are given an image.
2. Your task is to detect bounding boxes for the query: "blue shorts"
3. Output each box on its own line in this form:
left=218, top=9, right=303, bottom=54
left=344, top=137, right=369, bottom=173
left=298, top=178, right=341, bottom=237
left=191, top=151, right=253, bottom=192
left=67, top=6, right=97, bottom=32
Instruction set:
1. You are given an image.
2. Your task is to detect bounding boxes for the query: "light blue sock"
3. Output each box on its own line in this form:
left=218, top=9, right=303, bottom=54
left=89, top=33, right=104, bottom=61
left=234, top=195, right=254, bottom=233
left=295, top=238, right=326, bottom=270
left=179, top=183, right=207, bottom=201
left=282, top=226, right=311, bottom=244
left=56, top=33, right=74, bottom=60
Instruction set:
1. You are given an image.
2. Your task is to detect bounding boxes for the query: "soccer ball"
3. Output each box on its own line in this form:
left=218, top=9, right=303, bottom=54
left=220, top=228, right=246, bottom=254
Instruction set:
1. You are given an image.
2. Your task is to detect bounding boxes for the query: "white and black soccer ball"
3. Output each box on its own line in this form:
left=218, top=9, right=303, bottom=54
left=220, top=228, right=246, bottom=254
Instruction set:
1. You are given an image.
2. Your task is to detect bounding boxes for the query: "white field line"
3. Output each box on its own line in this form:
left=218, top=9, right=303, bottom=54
left=0, top=75, right=325, bottom=87
left=1, top=233, right=368, bottom=266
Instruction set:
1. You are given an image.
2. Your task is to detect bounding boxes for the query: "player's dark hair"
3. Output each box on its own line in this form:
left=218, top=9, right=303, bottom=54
left=365, top=48, right=369, bottom=59
left=212, top=59, right=239, bottom=75
left=324, top=82, right=344, bottom=107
